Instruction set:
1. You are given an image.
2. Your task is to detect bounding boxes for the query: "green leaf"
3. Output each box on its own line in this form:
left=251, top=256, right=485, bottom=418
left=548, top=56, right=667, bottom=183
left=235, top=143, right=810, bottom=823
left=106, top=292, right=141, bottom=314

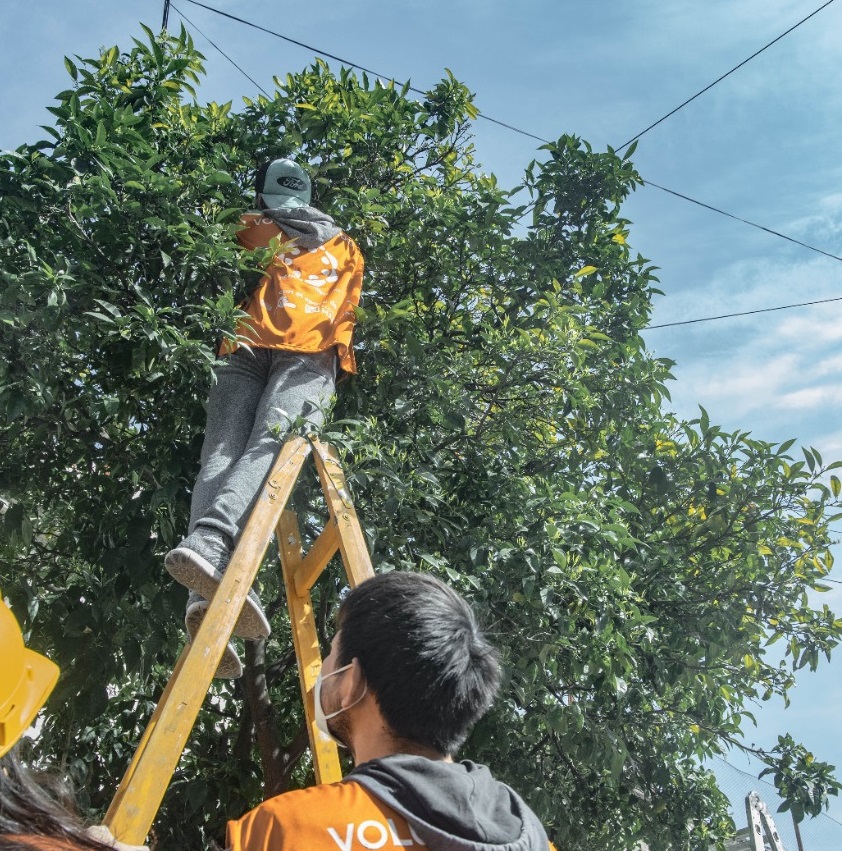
left=64, top=56, right=78, bottom=81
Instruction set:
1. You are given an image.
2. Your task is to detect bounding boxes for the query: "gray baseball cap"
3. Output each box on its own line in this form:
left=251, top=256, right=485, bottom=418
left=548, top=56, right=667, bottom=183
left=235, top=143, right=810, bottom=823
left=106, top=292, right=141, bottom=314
left=255, top=158, right=312, bottom=209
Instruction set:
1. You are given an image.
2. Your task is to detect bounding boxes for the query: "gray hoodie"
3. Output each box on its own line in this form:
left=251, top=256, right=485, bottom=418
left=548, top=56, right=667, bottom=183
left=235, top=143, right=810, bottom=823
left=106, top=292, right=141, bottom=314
left=348, top=756, right=551, bottom=851
left=261, top=205, right=342, bottom=250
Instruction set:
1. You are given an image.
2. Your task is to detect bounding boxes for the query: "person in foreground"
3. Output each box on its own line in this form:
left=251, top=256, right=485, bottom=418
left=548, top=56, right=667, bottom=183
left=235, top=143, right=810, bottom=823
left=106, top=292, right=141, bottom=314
left=0, top=596, right=146, bottom=851
left=226, top=571, right=554, bottom=851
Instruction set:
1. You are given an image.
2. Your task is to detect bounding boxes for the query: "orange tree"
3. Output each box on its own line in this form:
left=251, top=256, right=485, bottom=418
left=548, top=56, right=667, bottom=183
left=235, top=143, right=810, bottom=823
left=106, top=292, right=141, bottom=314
left=0, top=26, right=840, bottom=850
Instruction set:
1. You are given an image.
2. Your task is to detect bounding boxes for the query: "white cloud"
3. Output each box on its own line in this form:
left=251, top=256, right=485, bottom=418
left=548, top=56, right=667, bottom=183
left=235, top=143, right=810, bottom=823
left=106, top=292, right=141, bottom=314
left=651, top=266, right=842, bottom=441
left=785, top=195, right=842, bottom=248
left=647, top=186, right=842, bottom=440
left=812, top=354, right=842, bottom=377
left=777, top=384, right=842, bottom=412
left=778, top=315, right=842, bottom=345
left=806, top=430, right=842, bottom=460
left=697, top=352, right=799, bottom=398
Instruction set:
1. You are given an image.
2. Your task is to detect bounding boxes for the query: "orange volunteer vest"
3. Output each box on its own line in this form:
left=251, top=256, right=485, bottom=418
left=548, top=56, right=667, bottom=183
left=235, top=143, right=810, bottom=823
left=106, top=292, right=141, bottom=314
left=220, top=214, right=364, bottom=375
left=226, top=780, right=426, bottom=851
left=227, top=778, right=557, bottom=851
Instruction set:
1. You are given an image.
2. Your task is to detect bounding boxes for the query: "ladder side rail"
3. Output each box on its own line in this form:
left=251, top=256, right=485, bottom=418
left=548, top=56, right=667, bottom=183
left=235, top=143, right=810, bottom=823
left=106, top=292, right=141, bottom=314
left=309, top=438, right=375, bottom=587
left=745, top=793, right=767, bottom=851
left=277, top=509, right=343, bottom=784
left=758, top=803, right=786, bottom=851
left=103, top=643, right=191, bottom=825
left=104, top=437, right=313, bottom=844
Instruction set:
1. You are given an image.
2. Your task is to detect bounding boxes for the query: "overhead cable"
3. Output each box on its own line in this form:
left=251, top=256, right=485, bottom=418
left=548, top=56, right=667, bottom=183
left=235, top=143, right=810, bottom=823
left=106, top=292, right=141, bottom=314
left=181, top=0, right=415, bottom=88
left=647, top=295, right=842, bottom=330
left=615, top=0, right=838, bottom=151
left=180, top=0, right=547, bottom=142
left=172, top=3, right=269, bottom=96
left=644, top=179, right=842, bottom=264
left=176, top=0, right=840, bottom=274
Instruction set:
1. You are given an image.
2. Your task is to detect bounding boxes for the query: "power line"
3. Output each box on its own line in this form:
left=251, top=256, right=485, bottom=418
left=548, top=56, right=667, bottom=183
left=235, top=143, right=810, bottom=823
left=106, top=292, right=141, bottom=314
left=645, top=179, right=842, bottom=264
left=647, top=295, right=842, bottom=330
left=172, top=3, right=269, bottom=97
left=180, top=0, right=413, bottom=87
left=176, top=0, right=840, bottom=274
left=615, top=0, right=839, bottom=152
left=180, top=0, right=547, bottom=143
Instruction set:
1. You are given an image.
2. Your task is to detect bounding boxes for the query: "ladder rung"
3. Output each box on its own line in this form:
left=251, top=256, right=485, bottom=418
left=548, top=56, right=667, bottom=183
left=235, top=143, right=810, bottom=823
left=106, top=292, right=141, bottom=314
left=293, top=523, right=340, bottom=595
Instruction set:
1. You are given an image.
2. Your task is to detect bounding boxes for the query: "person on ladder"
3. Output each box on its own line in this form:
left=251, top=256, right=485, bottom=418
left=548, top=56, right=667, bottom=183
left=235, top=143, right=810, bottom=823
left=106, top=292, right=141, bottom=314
left=226, top=571, right=556, bottom=851
left=165, top=158, right=364, bottom=679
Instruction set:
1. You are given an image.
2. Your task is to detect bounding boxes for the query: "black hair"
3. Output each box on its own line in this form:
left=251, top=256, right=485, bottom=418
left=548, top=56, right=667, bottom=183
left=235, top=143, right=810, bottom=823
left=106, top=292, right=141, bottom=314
left=0, top=747, right=116, bottom=850
left=336, top=571, right=501, bottom=756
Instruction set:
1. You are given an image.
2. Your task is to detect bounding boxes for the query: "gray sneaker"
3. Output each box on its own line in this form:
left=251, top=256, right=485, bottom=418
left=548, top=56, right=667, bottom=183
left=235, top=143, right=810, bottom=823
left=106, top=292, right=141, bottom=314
left=165, top=544, right=271, bottom=640
left=185, top=600, right=243, bottom=679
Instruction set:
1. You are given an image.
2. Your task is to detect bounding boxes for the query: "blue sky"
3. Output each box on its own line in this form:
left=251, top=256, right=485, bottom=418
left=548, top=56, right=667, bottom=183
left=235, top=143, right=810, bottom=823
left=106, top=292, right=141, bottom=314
left=3, top=0, right=841, bottom=834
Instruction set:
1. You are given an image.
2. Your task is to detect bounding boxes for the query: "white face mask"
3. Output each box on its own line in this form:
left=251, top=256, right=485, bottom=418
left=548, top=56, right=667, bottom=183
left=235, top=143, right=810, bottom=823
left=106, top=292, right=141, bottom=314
left=313, top=662, right=368, bottom=744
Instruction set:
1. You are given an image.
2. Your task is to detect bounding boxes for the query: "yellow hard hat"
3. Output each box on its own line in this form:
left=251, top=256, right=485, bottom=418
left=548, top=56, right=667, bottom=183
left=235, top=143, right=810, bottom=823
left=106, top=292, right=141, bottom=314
left=0, top=596, right=59, bottom=757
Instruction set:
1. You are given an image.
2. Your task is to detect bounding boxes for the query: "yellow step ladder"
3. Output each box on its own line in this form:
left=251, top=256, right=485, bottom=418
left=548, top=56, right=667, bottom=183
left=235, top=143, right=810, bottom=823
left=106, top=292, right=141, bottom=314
left=103, top=435, right=374, bottom=845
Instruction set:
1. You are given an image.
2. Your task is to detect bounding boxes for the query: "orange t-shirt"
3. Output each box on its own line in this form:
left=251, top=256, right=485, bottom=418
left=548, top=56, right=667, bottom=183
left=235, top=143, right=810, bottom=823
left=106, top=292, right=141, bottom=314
left=220, top=214, right=364, bottom=375
left=226, top=780, right=424, bottom=851
left=226, top=779, right=557, bottom=851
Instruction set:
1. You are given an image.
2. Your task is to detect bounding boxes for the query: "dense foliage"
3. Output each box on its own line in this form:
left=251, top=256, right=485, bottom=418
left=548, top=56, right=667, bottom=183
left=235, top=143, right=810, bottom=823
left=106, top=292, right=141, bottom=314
left=1, top=27, right=840, bottom=850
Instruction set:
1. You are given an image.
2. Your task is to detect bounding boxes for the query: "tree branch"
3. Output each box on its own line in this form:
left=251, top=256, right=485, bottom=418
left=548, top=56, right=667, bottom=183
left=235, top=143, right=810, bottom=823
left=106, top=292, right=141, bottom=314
left=243, top=639, right=287, bottom=797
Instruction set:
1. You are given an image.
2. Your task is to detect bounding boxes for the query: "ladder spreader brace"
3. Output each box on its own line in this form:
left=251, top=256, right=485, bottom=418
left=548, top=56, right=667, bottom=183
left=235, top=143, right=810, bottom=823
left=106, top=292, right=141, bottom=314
left=103, top=435, right=375, bottom=845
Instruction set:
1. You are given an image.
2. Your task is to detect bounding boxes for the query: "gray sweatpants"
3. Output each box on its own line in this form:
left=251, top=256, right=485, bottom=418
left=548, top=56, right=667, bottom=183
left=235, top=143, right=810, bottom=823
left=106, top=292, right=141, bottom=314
left=188, top=346, right=337, bottom=545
